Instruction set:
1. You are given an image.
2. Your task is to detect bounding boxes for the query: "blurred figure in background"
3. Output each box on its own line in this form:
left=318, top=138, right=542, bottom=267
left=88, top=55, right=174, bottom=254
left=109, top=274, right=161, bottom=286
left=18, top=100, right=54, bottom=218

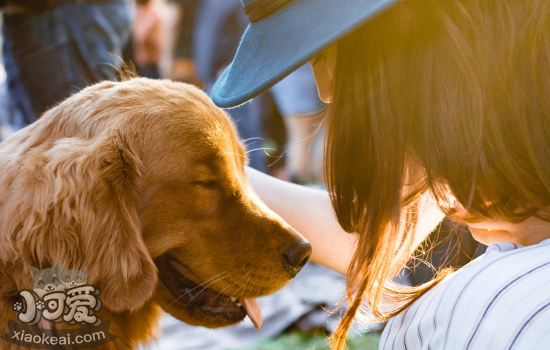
left=270, top=64, right=325, bottom=185
left=0, top=52, right=13, bottom=142
left=0, top=19, right=12, bottom=142
left=193, top=0, right=267, bottom=172
left=165, top=0, right=202, bottom=86
left=133, top=0, right=168, bottom=79
left=1, top=0, right=132, bottom=129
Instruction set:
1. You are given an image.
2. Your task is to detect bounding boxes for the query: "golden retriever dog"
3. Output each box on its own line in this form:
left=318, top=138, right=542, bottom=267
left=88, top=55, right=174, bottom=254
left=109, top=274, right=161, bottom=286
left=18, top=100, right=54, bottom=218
left=0, top=78, right=311, bottom=349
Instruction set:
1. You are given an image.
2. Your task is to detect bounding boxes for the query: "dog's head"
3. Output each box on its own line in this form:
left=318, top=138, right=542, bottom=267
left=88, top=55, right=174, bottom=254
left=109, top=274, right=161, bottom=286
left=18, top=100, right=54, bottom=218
left=0, top=78, right=310, bottom=328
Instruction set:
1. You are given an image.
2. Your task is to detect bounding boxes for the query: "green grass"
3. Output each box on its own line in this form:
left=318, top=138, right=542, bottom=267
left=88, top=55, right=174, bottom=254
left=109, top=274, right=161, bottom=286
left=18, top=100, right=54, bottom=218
left=238, top=331, right=381, bottom=350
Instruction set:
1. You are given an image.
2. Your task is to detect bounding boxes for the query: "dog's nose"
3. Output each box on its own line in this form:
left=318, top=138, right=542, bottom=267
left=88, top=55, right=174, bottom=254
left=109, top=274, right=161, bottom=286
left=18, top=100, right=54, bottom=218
left=283, top=240, right=312, bottom=275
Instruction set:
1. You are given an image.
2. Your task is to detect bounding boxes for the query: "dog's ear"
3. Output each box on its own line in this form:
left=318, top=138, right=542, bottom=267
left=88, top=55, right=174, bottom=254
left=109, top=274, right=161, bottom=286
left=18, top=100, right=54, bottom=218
left=42, top=129, right=157, bottom=312
left=52, top=261, right=64, bottom=273
left=29, top=267, right=39, bottom=280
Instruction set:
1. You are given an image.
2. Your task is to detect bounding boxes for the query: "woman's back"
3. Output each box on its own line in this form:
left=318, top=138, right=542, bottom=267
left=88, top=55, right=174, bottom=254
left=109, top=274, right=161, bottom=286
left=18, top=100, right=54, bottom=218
left=382, top=240, right=550, bottom=349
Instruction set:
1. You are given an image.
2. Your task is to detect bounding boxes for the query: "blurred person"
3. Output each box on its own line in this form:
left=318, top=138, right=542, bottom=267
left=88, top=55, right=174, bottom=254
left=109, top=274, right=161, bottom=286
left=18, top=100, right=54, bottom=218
left=0, top=59, right=13, bottom=141
left=165, top=0, right=202, bottom=86
left=193, top=0, right=267, bottom=172
left=1, top=0, right=132, bottom=128
left=133, top=0, right=168, bottom=79
left=270, top=64, right=325, bottom=184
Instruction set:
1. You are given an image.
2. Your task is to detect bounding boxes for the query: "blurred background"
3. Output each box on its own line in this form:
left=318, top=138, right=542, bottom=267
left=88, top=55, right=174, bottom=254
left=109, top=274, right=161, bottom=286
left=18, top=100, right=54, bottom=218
left=0, top=0, right=484, bottom=348
left=0, top=0, right=327, bottom=186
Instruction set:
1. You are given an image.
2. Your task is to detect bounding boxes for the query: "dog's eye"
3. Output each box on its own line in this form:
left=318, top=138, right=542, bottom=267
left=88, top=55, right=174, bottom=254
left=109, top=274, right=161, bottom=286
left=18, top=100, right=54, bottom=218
left=195, top=180, right=217, bottom=187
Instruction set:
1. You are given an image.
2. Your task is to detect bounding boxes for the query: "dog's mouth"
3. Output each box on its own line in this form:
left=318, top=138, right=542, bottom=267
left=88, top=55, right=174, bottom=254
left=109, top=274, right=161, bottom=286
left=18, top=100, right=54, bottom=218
left=154, top=254, right=263, bottom=329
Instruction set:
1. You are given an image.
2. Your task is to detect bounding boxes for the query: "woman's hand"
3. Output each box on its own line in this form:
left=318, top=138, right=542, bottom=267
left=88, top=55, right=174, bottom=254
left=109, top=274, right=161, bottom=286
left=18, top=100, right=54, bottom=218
left=245, top=167, right=445, bottom=275
left=245, top=167, right=356, bottom=274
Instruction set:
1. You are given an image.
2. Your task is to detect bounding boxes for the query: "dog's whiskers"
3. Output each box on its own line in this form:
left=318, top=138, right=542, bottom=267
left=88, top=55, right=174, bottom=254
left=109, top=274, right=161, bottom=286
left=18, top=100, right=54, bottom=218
left=228, top=267, right=255, bottom=302
left=183, top=274, right=231, bottom=307
left=242, top=137, right=264, bottom=143
left=218, top=150, right=247, bottom=160
left=224, top=267, right=255, bottom=300
left=211, top=280, right=237, bottom=304
left=237, top=276, right=252, bottom=304
left=245, top=277, right=260, bottom=301
left=211, top=266, right=256, bottom=304
left=166, top=272, right=229, bottom=308
left=168, top=275, right=229, bottom=309
left=238, top=267, right=256, bottom=283
left=245, top=147, right=274, bottom=155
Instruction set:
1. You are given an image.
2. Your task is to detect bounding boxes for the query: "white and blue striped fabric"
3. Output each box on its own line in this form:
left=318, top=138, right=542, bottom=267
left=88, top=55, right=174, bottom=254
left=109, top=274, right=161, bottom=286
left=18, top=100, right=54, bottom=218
left=381, top=239, right=550, bottom=350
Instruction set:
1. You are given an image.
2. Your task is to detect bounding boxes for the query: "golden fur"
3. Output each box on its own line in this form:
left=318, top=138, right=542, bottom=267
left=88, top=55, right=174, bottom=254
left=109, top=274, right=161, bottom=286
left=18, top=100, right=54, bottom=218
left=0, top=78, right=309, bottom=349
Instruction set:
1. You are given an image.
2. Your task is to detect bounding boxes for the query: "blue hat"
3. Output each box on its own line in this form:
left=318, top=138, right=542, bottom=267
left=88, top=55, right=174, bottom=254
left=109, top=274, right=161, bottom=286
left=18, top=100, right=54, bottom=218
left=211, top=0, right=400, bottom=108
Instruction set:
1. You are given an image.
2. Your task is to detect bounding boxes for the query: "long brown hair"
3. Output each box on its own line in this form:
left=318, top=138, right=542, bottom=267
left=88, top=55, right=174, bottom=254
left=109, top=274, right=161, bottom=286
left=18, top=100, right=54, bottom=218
left=325, top=0, right=550, bottom=348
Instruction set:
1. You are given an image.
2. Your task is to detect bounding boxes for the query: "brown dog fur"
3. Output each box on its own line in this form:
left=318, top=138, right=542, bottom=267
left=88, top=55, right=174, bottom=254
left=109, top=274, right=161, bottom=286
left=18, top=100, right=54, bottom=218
left=0, top=78, right=309, bottom=349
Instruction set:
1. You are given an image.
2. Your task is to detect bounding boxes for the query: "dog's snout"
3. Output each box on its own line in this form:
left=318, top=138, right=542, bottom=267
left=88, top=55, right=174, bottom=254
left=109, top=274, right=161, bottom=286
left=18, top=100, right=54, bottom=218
left=283, top=240, right=312, bottom=276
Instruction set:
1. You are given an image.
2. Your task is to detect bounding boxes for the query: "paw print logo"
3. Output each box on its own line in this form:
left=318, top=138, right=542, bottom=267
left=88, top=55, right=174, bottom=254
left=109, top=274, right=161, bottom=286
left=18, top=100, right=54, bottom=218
left=36, top=300, right=45, bottom=311
left=13, top=301, right=23, bottom=312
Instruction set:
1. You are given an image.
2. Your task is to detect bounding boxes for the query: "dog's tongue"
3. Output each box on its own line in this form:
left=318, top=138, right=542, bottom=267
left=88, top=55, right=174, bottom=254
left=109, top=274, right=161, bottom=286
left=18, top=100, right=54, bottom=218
left=242, top=298, right=263, bottom=330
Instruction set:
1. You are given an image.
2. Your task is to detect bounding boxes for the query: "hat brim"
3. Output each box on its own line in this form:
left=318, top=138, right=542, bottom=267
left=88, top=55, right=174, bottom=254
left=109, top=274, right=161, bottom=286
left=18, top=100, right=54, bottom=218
left=212, top=0, right=399, bottom=108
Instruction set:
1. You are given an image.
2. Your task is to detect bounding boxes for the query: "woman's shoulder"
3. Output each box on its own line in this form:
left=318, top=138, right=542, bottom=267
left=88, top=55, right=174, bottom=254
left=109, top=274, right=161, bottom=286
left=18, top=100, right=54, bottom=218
left=380, top=239, right=550, bottom=350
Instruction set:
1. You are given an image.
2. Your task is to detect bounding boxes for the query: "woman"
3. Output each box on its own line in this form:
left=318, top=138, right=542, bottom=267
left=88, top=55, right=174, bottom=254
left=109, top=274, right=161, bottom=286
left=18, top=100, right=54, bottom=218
left=212, top=0, right=550, bottom=349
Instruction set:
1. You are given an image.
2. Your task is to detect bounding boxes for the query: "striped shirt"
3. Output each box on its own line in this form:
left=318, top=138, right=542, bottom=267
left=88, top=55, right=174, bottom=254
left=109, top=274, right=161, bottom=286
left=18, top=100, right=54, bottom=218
left=380, top=239, right=550, bottom=350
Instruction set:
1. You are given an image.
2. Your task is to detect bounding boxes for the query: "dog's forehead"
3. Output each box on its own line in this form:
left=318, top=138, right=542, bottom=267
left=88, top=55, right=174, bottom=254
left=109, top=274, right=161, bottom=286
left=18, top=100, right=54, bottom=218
left=139, top=110, right=247, bottom=183
left=77, top=79, right=248, bottom=175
